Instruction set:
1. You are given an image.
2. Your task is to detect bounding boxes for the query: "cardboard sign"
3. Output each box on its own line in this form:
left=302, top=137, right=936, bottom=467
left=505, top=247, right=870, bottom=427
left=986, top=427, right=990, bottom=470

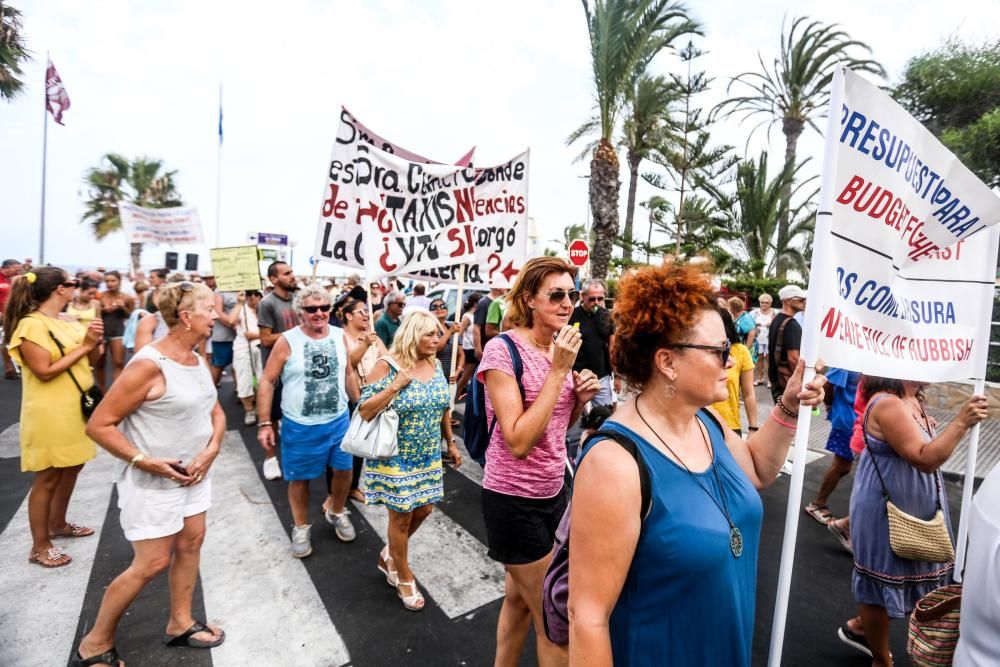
left=806, top=68, right=1000, bottom=381
left=210, top=246, right=263, bottom=292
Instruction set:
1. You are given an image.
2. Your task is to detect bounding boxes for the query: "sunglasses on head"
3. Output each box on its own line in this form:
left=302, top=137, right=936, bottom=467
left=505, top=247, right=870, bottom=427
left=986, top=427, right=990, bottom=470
left=429, top=303, right=447, bottom=311
left=545, top=289, right=580, bottom=304
left=671, top=342, right=731, bottom=366
left=302, top=304, right=332, bottom=314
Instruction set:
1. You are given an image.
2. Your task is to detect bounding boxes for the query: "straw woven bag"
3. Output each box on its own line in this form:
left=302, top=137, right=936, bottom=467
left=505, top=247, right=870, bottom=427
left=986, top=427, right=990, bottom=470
left=885, top=501, right=955, bottom=562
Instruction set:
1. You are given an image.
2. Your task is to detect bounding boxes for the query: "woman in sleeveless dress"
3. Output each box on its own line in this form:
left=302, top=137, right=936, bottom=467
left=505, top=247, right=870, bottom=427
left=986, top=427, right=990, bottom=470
left=359, top=310, right=462, bottom=611
left=839, top=376, right=987, bottom=666
left=568, top=263, right=826, bottom=667
left=75, top=281, right=226, bottom=666
left=66, top=278, right=100, bottom=330
left=96, top=271, right=134, bottom=389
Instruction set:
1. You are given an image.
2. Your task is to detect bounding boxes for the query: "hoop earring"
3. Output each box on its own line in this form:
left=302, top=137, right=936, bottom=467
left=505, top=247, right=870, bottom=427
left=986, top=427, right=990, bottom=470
left=664, top=384, right=677, bottom=400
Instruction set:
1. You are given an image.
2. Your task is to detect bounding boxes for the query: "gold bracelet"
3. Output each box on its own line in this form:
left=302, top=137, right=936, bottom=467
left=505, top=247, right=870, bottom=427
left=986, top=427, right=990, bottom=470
left=129, top=452, right=145, bottom=469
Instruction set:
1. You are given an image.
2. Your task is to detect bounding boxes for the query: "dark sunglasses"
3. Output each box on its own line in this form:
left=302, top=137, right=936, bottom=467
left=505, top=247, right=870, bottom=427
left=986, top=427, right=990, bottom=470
left=429, top=303, right=447, bottom=311
left=672, top=343, right=731, bottom=366
left=62, top=279, right=80, bottom=288
left=545, top=289, right=580, bottom=304
left=585, top=295, right=605, bottom=303
left=302, top=304, right=332, bottom=314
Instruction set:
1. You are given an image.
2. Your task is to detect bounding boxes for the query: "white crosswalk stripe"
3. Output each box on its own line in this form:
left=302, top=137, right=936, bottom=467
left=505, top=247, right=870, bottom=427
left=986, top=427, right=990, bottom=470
left=0, top=422, right=20, bottom=459
left=202, top=431, right=351, bottom=667
left=0, top=450, right=116, bottom=666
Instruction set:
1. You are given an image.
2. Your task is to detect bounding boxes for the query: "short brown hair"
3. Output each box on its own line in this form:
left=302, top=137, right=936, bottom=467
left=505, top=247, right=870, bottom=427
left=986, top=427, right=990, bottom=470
left=506, top=257, right=577, bottom=328
left=612, top=263, right=716, bottom=389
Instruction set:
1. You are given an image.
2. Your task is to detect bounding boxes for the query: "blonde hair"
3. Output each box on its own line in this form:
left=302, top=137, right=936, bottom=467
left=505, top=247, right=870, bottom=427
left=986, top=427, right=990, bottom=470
left=506, top=257, right=577, bottom=328
left=390, top=310, right=441, bottom=369
left=158, top=281, right=214, bottom=327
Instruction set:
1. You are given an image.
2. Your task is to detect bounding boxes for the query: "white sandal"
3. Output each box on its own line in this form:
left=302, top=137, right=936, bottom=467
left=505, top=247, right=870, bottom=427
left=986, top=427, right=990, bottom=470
left=377, top=546, right=398, bottom=587
left=396, top=580, right=425, bottom=611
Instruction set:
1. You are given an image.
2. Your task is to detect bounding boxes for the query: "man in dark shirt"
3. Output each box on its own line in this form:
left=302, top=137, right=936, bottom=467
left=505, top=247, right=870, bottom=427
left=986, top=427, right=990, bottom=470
left=768, top=284, right=806, bottom=402
left=570, top=279, right=614, bottom=406
left=257, top=261, right=299, bottom=480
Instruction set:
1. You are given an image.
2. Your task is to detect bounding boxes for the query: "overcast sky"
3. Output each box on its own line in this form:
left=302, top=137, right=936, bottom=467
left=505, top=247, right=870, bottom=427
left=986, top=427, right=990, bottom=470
left=3, top=0, right=999, bottom=275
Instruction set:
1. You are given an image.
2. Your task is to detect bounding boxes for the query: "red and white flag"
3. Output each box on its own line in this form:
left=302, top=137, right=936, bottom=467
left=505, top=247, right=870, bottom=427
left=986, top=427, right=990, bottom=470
left=45, top=58, right=70, bottom=125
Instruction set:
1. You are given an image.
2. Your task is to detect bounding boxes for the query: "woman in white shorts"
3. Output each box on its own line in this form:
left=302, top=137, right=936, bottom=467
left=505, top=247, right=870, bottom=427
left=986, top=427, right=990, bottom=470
left=74, top=281, right=226, bottom=667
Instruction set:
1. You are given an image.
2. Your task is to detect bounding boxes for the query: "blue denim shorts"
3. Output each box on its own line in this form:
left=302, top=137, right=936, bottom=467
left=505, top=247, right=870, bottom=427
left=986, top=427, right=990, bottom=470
left=280, top=412, right=352, bottom=480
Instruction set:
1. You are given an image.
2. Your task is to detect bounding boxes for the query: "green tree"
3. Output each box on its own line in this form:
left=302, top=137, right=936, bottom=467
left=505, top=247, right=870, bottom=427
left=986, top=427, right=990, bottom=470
left=706, top=152, right=817, bottom=278
left=893, top=39, right=1000, bottom=189
left=82, top=154, right=183, bottom=271
left=562, top=222, right=588, bottom=246
left=715, top=16, right=884, bottom=277
left=575, top=0, right=700, bottom=280
left=0, top=2, right=30, bottom=101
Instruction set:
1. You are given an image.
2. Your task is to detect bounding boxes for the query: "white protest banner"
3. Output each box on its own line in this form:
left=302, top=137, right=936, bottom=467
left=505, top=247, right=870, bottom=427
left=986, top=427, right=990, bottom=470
left=808, top=68, right=1000, bottom=382
left=313, top=107, right=475, bottom=268
left=357, top=144, right=479, bottom=282
left=408, top=151, right=530, bottom=287
left=119, top=203, right=204, bottom=245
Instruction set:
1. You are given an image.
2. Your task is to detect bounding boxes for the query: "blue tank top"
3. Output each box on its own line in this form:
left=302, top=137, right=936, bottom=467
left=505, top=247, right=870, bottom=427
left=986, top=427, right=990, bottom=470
left=579, top=413, right=763, bottom=666
left=279, top=326, right=347, bottom=425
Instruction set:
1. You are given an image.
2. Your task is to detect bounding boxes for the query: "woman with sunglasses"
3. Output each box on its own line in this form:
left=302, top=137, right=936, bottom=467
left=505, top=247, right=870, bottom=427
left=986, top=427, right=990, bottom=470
left=430, top=298, right=463, bottom=382
left=257, top=285, right=360, bottom=557
left=4, top=268, right=104, bottom=568
left=478, top=257, right=600, bottom=667
left=710, top=308, right=759, bottom=437
left=336, top=297, right=385, bottom=503
left=567, top=264, right=826, bottom=667
left=75, top=280, right=226, bottom=665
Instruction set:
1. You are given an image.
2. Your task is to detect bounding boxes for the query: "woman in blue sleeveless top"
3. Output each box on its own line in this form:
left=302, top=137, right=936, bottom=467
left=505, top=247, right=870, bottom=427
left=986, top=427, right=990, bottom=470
left=567, top=264, right=827, bottom=666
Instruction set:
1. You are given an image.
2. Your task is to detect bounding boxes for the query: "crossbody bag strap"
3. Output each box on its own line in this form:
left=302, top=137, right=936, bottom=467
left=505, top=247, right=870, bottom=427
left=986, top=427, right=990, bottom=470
left=46, top=329, right=89, bottom=399
left=862, top=394, right=893, bottom=502
left=581, top=429, right=652, bottom=520
left=773, top=316, right=791, bottom=363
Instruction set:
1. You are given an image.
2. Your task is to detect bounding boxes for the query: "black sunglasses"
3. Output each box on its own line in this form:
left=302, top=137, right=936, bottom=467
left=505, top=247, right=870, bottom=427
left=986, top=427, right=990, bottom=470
left=545, top=289, right=580, bottom=304
left=302, top=304, right=332, bottom=314
left=672, top=343, right=731, bottom=366
left=585, top=295, right=605, bottom=303
left=62, top=279, right=80, bottom=288
left=429, top=303, right=447, bottom=311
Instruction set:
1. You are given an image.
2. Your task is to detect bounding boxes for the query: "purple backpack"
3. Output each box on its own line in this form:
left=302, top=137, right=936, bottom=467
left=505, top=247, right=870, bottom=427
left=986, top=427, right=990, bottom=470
left=542, top=429, right=651, bottom=646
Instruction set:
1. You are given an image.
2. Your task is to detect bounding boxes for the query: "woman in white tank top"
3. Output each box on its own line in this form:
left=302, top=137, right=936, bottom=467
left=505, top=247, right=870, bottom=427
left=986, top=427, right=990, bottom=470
left=75, top=281, right=227, bottom=664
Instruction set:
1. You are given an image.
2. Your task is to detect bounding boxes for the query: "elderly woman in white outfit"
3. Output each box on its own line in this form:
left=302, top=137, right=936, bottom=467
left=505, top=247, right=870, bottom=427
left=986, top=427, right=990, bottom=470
left=75, top=281, right=226, bottom=666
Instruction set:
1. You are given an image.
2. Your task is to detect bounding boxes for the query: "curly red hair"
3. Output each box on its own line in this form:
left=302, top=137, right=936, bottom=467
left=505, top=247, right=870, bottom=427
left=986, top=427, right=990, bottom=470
left=611, top=263, right=716, bottom=388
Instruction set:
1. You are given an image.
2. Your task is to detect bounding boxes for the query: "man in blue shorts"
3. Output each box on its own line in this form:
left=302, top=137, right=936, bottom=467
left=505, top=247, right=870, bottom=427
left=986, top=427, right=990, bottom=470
left=256, top=285, right=360, bottom=557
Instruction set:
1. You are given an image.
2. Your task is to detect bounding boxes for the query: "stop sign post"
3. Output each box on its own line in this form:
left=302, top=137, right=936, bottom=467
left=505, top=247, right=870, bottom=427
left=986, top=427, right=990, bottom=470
left=568, top=239, right=589, bottom=267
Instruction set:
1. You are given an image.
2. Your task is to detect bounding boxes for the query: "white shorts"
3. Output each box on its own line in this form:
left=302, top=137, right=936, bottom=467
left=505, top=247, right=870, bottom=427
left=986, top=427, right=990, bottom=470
left=117, top=469, right=212, bottom=541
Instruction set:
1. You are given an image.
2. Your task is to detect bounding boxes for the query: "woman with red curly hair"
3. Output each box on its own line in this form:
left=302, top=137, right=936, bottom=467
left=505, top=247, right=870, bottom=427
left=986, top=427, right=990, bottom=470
left=478, top=256, right=600, bottom=667
left=567, top=263, right=826, bottom=666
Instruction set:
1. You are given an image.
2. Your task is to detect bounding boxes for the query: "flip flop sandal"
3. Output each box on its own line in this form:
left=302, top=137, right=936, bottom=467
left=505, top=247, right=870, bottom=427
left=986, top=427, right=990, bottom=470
left=827, top=521, right=854, bottom=555
left=377, top=546, right=399, bottom=587
left=29, top=546, right=72, bottom=568
left=163, top=621, right=225, bottom=648
left=51, top=523, right=95, bottom=538
left=803, top=503, right=834, bottom=525
left=396, top=580, right=425, bottom=611
left=72, top=646, right=123, bottom=666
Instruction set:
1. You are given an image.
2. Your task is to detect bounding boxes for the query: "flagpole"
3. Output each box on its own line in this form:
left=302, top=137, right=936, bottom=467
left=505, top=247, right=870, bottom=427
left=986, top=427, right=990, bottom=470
left=215, top=82, right=223, bottom=246
left=39, top=52, right=49, bottom=265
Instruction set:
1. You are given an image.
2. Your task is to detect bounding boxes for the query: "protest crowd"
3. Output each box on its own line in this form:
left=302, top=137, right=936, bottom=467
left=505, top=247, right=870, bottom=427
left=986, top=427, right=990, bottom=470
left=1, top=247, right=996, bottom=667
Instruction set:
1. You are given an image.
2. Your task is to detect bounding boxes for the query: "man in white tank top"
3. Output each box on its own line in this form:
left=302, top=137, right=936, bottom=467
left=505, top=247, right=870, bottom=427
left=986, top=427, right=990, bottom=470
left=256, top=286, right=361, bottom=558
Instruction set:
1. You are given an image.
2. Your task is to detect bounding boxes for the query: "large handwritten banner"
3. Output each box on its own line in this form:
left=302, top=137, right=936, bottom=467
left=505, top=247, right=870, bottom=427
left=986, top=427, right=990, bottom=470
left=808, top=68, right=1000, bottom=381
left=210, top=246, right=263, bottom=292
left=120, top=203, right=203, bottom=245
left=313, top=107, right=474, bottom=268
left=406, top=151, right=530, bottom=287
left=358, top=144, right=479, bottom=282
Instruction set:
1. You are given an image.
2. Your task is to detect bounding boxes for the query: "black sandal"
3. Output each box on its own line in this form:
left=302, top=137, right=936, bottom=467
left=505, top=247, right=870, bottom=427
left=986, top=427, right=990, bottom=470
left=72, top=646, right=123, bottom=666
left=163, top=621, right=225, bottom=648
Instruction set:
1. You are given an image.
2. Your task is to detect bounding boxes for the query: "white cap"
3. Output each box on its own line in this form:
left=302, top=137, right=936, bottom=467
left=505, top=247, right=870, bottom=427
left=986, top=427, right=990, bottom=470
left=778, top=284, right=807, bottom=301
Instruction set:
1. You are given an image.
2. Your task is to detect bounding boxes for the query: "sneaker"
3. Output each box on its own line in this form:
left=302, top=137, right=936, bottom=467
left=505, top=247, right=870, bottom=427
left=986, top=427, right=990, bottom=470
left=291, top=524, right=312, bottom=558
left=837, top=625, right=872, bottom=658
left=325, top=508, right=356, bottom=542
left=262, top=456, right=282, bottom=480
left=243, top=411, right=257, bottom=426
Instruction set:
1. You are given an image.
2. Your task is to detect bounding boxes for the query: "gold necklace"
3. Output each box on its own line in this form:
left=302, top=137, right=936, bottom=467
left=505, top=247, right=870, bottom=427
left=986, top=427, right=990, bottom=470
left=526, top=332, right=551, bottom=350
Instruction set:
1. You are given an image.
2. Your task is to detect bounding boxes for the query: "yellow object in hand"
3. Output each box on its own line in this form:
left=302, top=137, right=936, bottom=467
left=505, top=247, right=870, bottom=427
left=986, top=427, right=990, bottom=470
left=573, top=322, right=580, bottom=329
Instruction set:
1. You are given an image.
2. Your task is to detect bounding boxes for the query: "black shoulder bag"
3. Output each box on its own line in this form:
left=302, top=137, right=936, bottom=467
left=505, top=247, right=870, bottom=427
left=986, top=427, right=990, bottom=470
left=48, top=331, right=104, bottom=418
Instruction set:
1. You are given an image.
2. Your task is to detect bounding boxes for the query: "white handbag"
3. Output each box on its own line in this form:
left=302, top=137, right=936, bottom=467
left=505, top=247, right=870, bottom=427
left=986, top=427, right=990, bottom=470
left=341, top=356, right=401, bottom=460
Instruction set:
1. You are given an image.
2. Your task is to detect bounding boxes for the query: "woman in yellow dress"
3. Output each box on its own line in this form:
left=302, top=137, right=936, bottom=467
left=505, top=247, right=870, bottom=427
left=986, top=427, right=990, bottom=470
left=711, top=307, right=759, bottom=437
left=4, top=267, right=105, bottom=567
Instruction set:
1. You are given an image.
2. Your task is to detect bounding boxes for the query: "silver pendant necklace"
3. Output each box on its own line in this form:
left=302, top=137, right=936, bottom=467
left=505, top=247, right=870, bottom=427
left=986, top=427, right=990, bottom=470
left=636, top=396, right=743, bottom=558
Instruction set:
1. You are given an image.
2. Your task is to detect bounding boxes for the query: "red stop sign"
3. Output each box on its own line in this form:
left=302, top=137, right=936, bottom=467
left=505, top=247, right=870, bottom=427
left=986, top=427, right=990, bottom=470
left=568, top=239, right=589, bottom=267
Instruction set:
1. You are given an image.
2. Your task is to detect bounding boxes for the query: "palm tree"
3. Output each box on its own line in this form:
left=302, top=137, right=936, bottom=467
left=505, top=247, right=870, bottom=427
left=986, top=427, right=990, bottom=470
left=562, top=222, right=588, bottom=247
left=0, top=2, right=30, bottom=101
left=82, top=154, right=183, bottom=271
left=706, top=152, right=817, bottom=278
left=575, top=0, right=700, bottom=280
left=715, top=16, right=884, bottom=277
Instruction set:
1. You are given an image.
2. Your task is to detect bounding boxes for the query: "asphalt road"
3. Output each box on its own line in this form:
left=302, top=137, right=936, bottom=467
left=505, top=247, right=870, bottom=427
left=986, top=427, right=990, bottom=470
left=0, top=373, right=977, bottom=666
